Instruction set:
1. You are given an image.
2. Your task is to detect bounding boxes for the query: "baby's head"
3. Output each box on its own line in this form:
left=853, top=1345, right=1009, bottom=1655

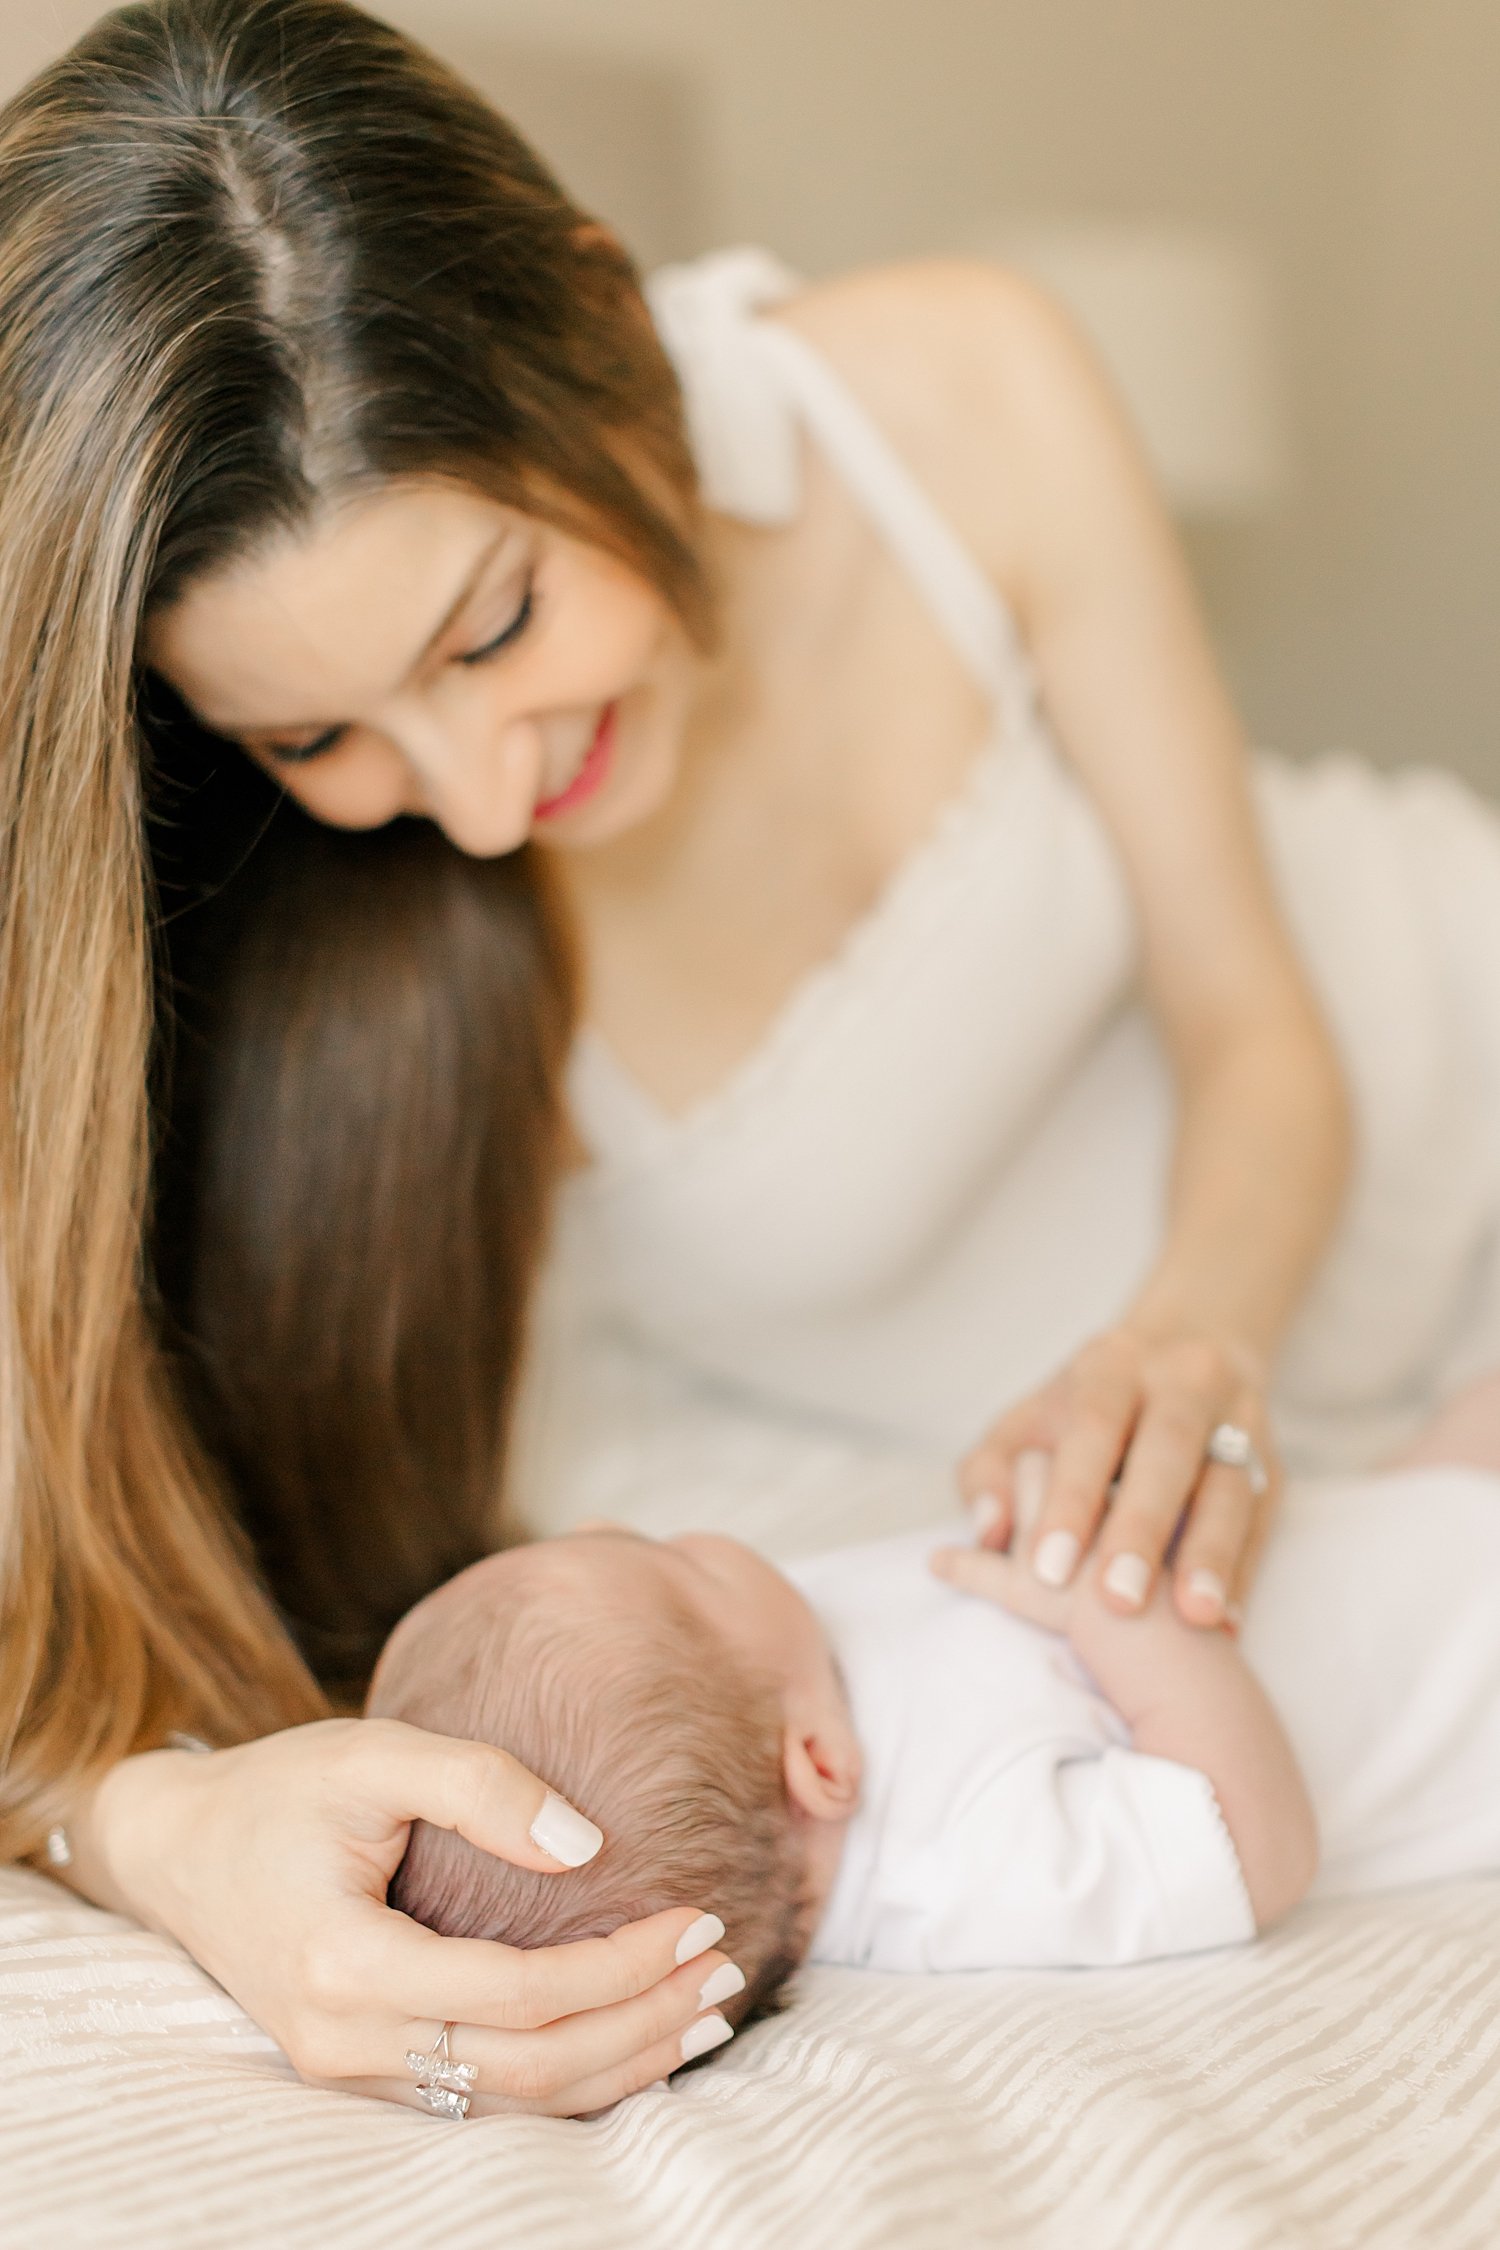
left=367, top=1526, right=860, bottom=2028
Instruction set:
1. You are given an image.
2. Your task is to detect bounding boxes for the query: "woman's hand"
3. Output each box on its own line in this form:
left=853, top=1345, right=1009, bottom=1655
left=958, top=1323, right=1281, bottom=1627
left=83, top=1720, right=741, bottom=2116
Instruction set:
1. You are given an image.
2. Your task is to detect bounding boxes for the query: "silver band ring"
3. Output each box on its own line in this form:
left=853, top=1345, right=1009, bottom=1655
left=405, top=2021, right=478, bottom=2119
left=1206, top=1421, right=1269, bottom=1498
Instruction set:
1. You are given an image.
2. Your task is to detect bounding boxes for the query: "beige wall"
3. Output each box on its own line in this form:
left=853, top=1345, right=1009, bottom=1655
left=5, top=2, right=1497, bottom=787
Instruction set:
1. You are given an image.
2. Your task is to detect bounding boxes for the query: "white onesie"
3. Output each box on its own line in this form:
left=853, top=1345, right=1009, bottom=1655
left=793, top=1466, right=1500, bottom=1972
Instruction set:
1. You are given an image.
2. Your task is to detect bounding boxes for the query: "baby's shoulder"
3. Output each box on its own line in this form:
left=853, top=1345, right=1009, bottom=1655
left=787, top=1523, right=963, bottom=1632
left=789, top=1523, right=1095, bottom=1726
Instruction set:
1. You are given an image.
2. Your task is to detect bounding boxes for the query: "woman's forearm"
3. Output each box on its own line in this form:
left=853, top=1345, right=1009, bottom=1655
left=1130, top=1009, right=1353, bottom=1364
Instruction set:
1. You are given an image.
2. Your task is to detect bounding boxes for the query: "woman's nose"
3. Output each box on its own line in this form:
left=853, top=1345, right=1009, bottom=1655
left=402, top=719, right=542, bottom=858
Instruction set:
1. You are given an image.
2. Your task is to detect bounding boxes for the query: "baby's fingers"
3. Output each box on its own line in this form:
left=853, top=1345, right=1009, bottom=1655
left=930, top=1543, right=1074, bottom=1633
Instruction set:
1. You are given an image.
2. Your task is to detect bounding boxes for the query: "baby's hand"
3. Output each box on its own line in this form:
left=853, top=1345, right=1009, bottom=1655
left=934, top=1456, right=1083, bottom=1629
left=929, top=1540, right=1076, bottom=1636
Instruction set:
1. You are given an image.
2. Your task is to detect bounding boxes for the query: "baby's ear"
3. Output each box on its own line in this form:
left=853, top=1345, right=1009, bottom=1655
left=783, top=1705, right=861, bottom=1823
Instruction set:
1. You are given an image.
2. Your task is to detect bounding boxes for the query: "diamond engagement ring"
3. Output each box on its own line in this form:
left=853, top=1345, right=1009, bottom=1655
left=405, top=2022, right=478, bottom=2119
left=1206, top=1421, right=1269, bottom=1497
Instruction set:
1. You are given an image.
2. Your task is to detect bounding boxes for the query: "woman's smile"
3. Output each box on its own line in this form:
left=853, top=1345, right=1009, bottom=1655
left=534, top=701, right=619, bottom=823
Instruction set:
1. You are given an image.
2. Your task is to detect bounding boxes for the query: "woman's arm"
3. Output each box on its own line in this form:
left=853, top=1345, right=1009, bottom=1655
left=931, top=1536, right=1318, bottom=1930
left=834, top=261, right=1353, bottom=1622
left=996, top=259, right=1351, bottom=1345
left=49, top=1721, right=742, bottom=2115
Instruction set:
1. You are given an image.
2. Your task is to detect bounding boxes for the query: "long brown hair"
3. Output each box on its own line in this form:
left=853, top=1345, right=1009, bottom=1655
left=0, top=0, right=707, bottom=1852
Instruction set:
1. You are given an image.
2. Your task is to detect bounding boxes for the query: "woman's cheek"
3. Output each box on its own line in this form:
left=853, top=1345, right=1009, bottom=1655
left=549, top=551, right=677, bottom=691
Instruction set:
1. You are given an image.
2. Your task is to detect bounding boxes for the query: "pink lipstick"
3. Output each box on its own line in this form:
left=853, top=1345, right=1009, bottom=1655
left=533, top=704, right=618, bottom=823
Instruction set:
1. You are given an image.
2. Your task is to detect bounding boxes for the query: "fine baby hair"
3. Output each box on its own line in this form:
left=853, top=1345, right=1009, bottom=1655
left=368, top=1547, right=811, bottom=2029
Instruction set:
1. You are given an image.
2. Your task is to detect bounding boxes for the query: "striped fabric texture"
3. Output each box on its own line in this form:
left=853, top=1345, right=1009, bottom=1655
left=4, top=1864, right=1500, bottom=2249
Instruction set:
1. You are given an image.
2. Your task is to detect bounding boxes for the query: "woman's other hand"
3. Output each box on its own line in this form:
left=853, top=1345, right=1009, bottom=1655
left=76, top=1721, right=739, bottom=2116
left=958, top=1323, right=1281, bottom=1627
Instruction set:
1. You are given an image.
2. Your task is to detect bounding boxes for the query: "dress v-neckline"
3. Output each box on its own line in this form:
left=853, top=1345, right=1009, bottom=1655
left=570, top=725, right=1030, bottom=1163
left=568, top=252, right=1041, bottom=1171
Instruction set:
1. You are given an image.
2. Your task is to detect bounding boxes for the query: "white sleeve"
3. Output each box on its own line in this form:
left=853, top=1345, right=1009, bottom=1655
left=864, top=1744, right=1258, bottom=1972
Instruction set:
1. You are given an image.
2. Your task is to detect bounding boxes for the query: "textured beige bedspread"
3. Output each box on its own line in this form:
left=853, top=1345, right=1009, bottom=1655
left=4, top=1862, right=1500, bottom=2250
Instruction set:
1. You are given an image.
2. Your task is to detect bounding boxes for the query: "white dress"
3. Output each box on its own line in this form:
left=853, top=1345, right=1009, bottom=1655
left=513, top=248, right=1500, bottom=1547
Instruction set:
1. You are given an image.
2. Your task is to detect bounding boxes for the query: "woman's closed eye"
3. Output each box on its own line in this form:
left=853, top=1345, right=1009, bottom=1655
left=260, top=574, right=538, bottom=766
left=457, top=571, right=536, bottom=667
left=264, top=723, right=349, bottom=766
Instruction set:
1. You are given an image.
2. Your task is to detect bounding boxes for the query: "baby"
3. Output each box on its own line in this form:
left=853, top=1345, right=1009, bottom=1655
left=368, top=1392, right=1500, bottom=2042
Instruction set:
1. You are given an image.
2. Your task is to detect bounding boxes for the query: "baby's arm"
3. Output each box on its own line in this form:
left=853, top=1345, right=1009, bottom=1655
left=1066, top=1580, right=1317, bottom=1927
left=931, top=1543, right=1318, bottom=1929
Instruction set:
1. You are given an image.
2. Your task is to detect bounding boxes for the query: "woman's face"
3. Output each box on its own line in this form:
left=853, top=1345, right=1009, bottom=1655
left=146, top=480, right=699, bottom=857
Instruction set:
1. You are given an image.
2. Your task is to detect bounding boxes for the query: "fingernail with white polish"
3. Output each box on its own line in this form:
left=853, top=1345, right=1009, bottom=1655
left=1103, top=1553, right=1152, bottom=1608
left=971, top=1491, right=1006, bottom=1537
left=680, top=2014, right=734, bottom=2063
left=1034, top=1530, right=1080, bottom=1587
left=698, top=1962, right=746, bottom=2010
left=674, top=1912, right=725, bottom=1965
left=530, top=1791, right=604, bottom=1867
left=1186, top=1568, right=1226, bottom=1616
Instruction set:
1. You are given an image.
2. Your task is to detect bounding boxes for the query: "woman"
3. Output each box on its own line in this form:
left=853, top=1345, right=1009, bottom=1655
left=5, top=0, right=1500, bottom=2116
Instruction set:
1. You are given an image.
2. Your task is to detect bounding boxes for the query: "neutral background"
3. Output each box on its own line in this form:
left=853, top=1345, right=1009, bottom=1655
left=8, top=1, right=1498, bottom=788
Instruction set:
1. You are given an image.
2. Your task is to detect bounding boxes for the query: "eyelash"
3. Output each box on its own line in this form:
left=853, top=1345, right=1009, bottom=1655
left=458, top=573, right=537, bottom=667
left=265, top=573, right=539, bottom=766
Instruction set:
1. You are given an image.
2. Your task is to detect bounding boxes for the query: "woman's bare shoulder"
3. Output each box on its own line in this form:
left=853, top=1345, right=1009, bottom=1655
left=774, top=255, right=1069, bottom=369
left=769, top=258, right=1125, bottom=588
